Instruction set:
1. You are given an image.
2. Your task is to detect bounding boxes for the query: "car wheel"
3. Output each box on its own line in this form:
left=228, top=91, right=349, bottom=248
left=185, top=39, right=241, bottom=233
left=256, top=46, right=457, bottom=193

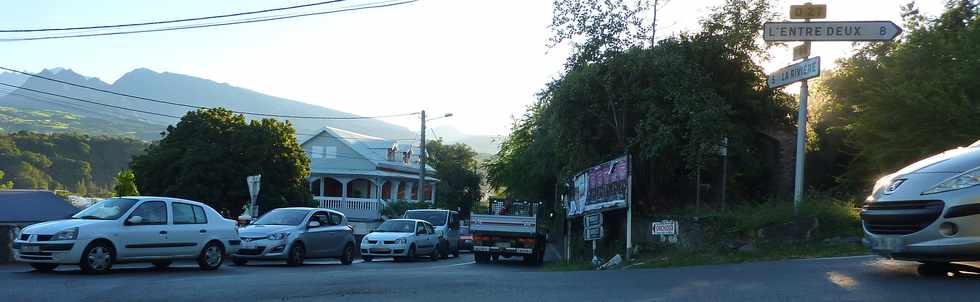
left=29, top=263, right=58, bottom=272
left=79, top=241, right=114, bottom=274
left=430, top=244, right=440, bottom=261
left=440, top=240, right=450, bottom=259
left=197, top=241, right=224, bottom=270
left=406, top=244, right=416, bottom=262
left=340, top=243, right=354, bottom=265
left=231, top=257, right=248, bottom=266
left=151, top=260, right=173, bottom=270
left=287, top=243, right=305, bottom=266
left=362, top=256, right=373, bottom=262
left=474, top=252, right=488, bottom=264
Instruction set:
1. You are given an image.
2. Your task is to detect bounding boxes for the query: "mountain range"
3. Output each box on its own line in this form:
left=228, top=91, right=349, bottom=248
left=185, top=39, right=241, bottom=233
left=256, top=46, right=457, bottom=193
left=0, top=68, right=500, bottom=154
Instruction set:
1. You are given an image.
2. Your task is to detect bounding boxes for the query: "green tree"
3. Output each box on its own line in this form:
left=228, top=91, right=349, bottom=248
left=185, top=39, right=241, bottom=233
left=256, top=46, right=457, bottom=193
left=130, top=108, right=312, bottom=215
left=820, top=0, right=980, bottom=188
left=489, top=0, right=793, bottom=211
left=0, top=170, right=13, bottom=189
left=113, top=170, right=139, bottom=197
left=425, top=140, right=482, bottom=218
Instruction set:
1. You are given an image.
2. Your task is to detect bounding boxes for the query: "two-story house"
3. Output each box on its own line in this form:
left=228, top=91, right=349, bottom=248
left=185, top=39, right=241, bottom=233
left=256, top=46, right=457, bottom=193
left=300, top=127, right=437, bottom=235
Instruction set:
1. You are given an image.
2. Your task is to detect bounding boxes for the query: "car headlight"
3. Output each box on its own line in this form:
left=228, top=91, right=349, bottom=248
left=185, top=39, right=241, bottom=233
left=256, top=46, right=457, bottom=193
left=53, top=227, right=78, bottom=241
left=872, top=174, right=896, bottom=194
left=923, top=167, right=980, bottom=195
left=395, top=238, right=407, bottom=244
left=266, top=232, right=289, bottom=241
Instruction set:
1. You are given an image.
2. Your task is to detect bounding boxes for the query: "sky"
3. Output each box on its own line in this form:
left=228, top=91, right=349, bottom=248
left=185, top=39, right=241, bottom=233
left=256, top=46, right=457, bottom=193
left=0, top=0, right=949, bottom=136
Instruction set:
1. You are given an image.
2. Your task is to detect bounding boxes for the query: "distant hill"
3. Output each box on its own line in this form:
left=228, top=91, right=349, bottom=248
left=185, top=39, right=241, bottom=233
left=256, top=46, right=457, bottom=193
left=0, top=68, right=503, bottom=154
left=431, top=125, right=501, bottom=154
left=0, top=68, right=418, bottom=141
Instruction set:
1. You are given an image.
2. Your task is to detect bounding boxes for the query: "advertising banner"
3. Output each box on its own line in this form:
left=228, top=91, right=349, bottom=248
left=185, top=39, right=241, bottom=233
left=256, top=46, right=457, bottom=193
left=567, top=156, right=628, bottom=217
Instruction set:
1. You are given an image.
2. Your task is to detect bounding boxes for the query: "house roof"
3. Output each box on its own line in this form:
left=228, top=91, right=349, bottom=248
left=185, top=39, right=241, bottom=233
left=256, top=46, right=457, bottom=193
left=0, top=190, right=80, bottom=223
left=299, top=127, right=437, bottom=176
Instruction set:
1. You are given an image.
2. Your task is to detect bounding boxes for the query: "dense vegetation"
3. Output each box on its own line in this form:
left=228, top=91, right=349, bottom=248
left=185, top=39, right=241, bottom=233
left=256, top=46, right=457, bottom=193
left=130, top=108, right=313, bottom=216
left=488, top=0, right=794, bottom=214
left=809, top=0, right=980, bottom=192
left=0, top=131, right=146, bottom=195
left=425, top=140, right=482, bottom=218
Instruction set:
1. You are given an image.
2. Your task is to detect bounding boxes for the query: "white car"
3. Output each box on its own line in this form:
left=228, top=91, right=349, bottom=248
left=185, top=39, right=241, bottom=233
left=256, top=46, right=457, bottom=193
left=13, top=196, right=240, bottom=274
left=403, top=209, right=462, bottom=258
left=359, top=219, right=440, bottom=262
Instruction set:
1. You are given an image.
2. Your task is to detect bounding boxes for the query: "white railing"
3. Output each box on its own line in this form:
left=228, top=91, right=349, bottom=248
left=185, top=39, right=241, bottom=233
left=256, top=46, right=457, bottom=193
left=315, top=197, right=383, bottom=221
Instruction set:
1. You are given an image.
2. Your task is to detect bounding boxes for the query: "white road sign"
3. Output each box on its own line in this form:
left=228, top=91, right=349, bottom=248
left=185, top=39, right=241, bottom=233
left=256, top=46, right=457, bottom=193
left=768, top=56, right=820, bottom=88
left=585, top=225, right=603, bottom=241
left=585, top=213, right=603, bottom=228
left=763, top=21, right=902, bottom=41
left=652, top=220, right=678, bottom=236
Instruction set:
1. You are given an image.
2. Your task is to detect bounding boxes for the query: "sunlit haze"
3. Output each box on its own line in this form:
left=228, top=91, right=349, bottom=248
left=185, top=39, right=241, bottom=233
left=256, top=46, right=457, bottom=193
left=0, top=0, right=947, bottom=136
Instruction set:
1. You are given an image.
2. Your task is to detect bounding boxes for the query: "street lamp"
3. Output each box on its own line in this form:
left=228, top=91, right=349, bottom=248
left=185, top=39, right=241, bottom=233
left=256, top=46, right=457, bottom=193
left=419, top=111, right=453, bottom=204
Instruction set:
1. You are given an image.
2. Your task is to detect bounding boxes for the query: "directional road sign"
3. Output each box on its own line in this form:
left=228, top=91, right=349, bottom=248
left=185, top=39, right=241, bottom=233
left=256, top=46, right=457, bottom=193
left=585, top=213, right=602, bottom=228
left=768, top=56, right=820, bottom=89
left=763, top=21, right=902, bottom=41
left=793, top=42, right=810, bottom=61
left=790, top=4, right=826, bottom=19
left=585, top=225, right=603, bottom=241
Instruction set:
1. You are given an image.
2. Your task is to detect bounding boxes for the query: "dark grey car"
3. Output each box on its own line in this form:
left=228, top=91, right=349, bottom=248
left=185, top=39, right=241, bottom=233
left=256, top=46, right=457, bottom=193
left=232, top=207, right=356, bottom=266
left=862, top=139, right=980, bottom=264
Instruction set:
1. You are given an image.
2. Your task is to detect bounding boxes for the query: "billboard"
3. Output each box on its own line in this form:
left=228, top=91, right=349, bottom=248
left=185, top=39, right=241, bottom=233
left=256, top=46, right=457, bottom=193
left=567, top=156, right=629, bottom=217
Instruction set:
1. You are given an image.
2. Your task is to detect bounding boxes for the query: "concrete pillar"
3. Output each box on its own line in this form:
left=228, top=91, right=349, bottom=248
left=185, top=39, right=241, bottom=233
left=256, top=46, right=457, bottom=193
left=319, top=176, right=325, bottom=197
left=393, top=181, right=401, bottom=202
left=341, top=179, right=349, bottom=201
left=405, top=182, right=415, bottom=203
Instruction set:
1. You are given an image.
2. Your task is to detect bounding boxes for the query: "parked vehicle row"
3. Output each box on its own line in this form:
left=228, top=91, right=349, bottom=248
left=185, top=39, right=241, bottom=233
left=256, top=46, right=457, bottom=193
left=12, top=197, right=466, bottom=274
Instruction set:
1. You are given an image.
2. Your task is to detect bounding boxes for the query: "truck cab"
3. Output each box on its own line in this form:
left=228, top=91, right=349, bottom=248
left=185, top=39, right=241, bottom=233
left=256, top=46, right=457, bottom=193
left=402, top=209, right=461, bottom=258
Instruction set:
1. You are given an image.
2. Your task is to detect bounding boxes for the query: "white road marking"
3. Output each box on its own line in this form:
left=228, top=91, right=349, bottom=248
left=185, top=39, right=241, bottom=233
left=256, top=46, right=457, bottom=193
left=445, top=261, right=475, bottom=267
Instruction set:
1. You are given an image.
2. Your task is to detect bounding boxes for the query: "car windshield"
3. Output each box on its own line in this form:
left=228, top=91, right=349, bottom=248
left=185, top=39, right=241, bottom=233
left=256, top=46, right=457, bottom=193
left=375, top=220, right=415, bottom=233
left=403, top=211, right=447, bottom=226
left=72, top=198, right=137, bottom=220
left=253, top=209, right=309, bottom=226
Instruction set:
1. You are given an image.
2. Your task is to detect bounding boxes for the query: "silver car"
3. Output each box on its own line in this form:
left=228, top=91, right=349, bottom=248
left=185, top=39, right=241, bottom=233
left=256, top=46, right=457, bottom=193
left=862, top=139, right=980, bottom=264
left=231, top=207, right=356, bottom=266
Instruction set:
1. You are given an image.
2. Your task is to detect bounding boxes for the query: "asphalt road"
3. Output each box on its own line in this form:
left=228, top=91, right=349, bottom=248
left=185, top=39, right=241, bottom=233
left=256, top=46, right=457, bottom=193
left=3, top=253, right=980, bottom=301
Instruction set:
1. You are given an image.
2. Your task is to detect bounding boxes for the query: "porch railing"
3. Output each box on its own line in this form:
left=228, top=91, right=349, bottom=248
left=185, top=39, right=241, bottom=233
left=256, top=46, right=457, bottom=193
left=315, top=197, right=384, bottom=221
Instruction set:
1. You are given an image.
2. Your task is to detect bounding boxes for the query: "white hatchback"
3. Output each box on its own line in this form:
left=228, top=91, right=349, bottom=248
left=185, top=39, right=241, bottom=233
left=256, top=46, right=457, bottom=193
left=360, top=219, right=440, bottom=262
left=13, top=196, right=240, bottom=274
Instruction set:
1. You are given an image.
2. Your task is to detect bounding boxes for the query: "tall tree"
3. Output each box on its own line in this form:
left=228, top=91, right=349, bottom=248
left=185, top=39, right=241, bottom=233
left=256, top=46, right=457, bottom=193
left=113, top=170, right=139, bottom=197
left=425, top=140, right=482, bottom=218
left=820, top=0, right=980, bottom=187
left=130, top=108, right=312, bottom=215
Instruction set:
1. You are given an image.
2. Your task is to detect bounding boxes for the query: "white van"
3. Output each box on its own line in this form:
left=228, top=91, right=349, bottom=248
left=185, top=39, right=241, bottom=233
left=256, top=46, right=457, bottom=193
left=402, top=209, right=461, bottom=258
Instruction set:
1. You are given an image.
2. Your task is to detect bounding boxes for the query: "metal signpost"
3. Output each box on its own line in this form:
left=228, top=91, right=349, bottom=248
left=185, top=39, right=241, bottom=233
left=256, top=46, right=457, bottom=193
left=584, top=213, right=603, bottom=267
left=247, top=175, right=261, bottom=218
left=764, top=3, right=902, bottom=211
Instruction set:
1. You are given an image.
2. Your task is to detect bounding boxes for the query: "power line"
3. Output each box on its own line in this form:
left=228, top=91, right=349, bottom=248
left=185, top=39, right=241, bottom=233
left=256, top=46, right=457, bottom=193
left=0, top=82, right=182, bottom=118
left=0, top=66, right=419, bottom=120
left=0, top=0, right=418, bottom=42
left=0, top=0, right=348, bottom=33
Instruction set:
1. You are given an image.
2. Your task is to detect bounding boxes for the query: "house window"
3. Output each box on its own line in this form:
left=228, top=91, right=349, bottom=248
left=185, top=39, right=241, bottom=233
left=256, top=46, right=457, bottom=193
left=387, top=145, right=397, bottom=161
left=311, top=146, right=324, bottom=159
left=324, top=146, right=337, bottom=159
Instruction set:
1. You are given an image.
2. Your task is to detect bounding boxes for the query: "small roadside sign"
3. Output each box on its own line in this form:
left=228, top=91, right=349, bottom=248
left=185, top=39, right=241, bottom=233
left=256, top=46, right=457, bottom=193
left=763, top=21, right=902, bottom=42
left=652, top=220, right=678, bottom=236
left=585, top=225, right=603, bottom=241
left=585, top=213, right=602, bottom=228
left=790, top=4, right=826, bottom=19
left=768, top=56, right=820, bottom=89
left=793, top=42, right=810, bottom=61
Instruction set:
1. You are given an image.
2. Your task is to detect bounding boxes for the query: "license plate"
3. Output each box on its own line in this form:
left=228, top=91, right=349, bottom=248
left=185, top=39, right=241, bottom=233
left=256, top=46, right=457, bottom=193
left=495, top=242, right=511, bottom=248
left=21, top=245, right=40, bottom=253
left=241, top=242, right=255, bottom=249
left=873, top=237, right=902, bottom=251
left=372, top=248, right=390, bottom=252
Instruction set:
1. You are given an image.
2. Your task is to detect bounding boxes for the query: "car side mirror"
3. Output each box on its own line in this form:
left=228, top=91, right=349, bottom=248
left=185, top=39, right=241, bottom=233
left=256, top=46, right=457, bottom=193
left=308, top=221, right=321, bottom=228
left=126, top=216, right=143, bottom=225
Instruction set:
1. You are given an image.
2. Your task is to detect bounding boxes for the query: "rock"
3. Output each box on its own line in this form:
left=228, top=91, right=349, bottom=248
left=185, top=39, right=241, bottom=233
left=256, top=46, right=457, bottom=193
left=737, top=243, right=758, bottom=253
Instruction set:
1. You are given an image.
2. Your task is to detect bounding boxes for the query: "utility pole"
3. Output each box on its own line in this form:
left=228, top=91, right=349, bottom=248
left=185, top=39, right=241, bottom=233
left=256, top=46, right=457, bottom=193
left=419, top=110, right=426, bottom=203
